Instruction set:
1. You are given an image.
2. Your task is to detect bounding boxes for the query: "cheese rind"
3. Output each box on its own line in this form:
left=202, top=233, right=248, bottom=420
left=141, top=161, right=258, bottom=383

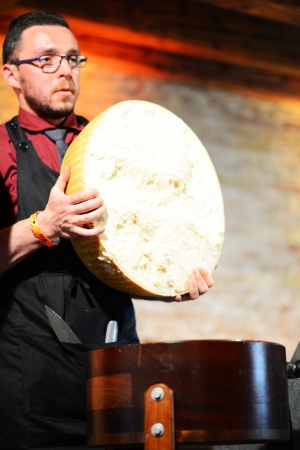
left=61, top=100, right=225, bottom=297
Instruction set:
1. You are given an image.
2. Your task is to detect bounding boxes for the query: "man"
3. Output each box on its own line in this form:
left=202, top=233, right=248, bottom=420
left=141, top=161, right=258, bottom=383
left=0, top=10, right=214, bottom=450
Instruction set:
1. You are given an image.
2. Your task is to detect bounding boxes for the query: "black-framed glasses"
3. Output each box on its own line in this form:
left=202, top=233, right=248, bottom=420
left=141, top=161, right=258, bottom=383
left=10, top=55, right=88, bottom=72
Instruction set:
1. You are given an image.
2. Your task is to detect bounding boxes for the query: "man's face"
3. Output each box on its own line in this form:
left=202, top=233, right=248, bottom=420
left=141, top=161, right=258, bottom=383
left=11, top=25, right=81, bottom=121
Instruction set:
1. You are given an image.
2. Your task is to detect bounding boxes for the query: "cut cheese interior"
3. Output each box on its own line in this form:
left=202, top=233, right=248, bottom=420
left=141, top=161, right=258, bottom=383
left=61, top=100, right=225, bottom=297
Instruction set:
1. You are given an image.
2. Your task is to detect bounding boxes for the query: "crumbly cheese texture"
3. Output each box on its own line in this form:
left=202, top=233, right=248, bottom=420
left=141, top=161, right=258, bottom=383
left=70, top=100, right=224, bottom=297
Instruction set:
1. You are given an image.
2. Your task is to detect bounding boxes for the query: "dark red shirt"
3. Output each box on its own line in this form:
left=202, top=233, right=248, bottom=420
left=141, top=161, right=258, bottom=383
left=0, top=108, right=85, bottom=228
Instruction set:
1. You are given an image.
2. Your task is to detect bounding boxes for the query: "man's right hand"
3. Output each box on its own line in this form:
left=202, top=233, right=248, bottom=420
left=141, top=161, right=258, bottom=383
left=0, top=166, right=106, bottom=274
left=37, top=165, right=106, bottom=241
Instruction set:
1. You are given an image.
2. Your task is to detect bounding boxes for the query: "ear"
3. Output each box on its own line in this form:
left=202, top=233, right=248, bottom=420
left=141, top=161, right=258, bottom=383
left=2, top=63, right=21, bottom=90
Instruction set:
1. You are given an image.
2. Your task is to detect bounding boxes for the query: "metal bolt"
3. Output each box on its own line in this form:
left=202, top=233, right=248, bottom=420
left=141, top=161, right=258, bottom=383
left=151, top=387, right=165, bottom=401
left=151, top=423, right=164, bottom=437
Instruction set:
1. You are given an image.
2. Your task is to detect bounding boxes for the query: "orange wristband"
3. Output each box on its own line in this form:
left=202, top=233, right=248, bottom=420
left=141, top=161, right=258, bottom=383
left=29, top=211, right=60, bottom=247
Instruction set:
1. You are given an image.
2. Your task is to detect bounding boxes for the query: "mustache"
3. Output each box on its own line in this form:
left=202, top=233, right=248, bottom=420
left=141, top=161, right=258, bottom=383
left=54, top=80, right=76, bottom=92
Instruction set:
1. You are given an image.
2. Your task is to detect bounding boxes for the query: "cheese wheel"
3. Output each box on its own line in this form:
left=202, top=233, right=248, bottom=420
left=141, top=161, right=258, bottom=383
left=61, top=100, right=225, bottom=297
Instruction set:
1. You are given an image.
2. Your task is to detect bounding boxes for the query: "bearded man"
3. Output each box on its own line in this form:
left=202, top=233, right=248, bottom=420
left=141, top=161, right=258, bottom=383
left=0, top=10, right=214, bottom=450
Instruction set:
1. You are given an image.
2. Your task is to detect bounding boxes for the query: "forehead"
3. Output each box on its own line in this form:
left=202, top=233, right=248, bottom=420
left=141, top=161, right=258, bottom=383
left=18, top=25, right=79, bottom=56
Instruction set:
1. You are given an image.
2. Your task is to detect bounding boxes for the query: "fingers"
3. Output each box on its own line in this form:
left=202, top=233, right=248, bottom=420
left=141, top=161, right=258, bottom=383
left=72, top=203, right=107, bottom=227
left=54, top=196, right=107, bottom=238
left=70, top=224, right=106, bottom=238
left=42, top=171, right=108, bottom=239
left=55, top=165, right=71, bottom=192
left=174, top=268, right=214, bottom=302
left=54, top=167, right=100, bottom=204
left=189, top=271, right=206, bottom=298
left=189, top=268, right=214, bottom=298
left=68, top=188, right=102, bottom=206
left=71, top=193, right=105, bottom=215
left=201, top=268, right=215, bottom=287
left=62, top=192, right=106, bottom=230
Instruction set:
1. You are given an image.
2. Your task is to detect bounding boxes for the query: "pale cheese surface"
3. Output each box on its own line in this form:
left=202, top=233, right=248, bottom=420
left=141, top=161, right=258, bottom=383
left=80, top=100, right=224, bottom=296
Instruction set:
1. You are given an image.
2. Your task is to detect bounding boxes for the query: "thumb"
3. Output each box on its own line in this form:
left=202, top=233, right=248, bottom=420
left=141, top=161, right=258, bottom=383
left=55, top=165, right=71, bottom=192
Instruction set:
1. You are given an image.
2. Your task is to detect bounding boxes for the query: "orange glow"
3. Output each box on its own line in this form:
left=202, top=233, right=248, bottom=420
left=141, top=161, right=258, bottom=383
left=1, top=5, right=300, bottom=122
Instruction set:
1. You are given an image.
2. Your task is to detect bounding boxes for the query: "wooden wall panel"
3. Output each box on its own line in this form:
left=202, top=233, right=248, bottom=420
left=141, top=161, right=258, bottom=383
left=0, top=37, right=18, bottom=123
left=193, top=0, right=300, bottom=28
left=0, top=1, right=19, bottom=13
left=2, top=4, right=300, bottom=105
left=14, top=0, right=300, bottom=78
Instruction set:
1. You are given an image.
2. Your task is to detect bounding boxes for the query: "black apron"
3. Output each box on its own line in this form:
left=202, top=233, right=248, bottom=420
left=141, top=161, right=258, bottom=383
left=0, top=117, right=139, bottom=449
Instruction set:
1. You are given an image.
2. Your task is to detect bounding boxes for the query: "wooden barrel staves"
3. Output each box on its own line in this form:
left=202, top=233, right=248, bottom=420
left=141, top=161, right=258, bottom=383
left=86, top=340, right=290, bottom=447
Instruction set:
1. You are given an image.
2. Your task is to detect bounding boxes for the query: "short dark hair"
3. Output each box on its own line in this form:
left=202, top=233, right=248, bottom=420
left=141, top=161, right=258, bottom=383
left=2, top=10, right=71, bottom=64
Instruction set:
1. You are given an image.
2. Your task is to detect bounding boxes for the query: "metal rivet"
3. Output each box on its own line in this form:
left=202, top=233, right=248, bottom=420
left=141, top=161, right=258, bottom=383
left=151, top=387, right=164, bottom=401
left=151, top=423, right=164, bottom=437
left=19, top=142, right=29, bottom=150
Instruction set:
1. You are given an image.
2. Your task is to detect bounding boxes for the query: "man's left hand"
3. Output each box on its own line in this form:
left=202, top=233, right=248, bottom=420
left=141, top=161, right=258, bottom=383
left=134, top=268, right=214, bottom=302
left=173, top=268, right=214, bottom=302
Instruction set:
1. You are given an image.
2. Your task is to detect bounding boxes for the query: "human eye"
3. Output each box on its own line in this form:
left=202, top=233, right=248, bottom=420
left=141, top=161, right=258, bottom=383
left=68, top=55, right=79, bottom=64
left=40, top=55, right=54, bottom=65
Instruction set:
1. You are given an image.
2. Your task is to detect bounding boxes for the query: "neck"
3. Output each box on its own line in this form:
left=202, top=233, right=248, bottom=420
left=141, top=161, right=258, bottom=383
left=42, top=116, right=67, bottom=126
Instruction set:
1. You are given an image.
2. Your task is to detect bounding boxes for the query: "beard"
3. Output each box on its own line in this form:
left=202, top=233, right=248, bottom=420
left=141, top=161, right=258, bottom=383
left=24, top=91, right=74, bottom=119
left=19, top=73, right=78, bottom=120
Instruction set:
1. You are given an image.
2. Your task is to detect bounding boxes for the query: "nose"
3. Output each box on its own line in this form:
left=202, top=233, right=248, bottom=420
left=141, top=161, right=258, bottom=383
left=57, top=56, right=72, bottom=76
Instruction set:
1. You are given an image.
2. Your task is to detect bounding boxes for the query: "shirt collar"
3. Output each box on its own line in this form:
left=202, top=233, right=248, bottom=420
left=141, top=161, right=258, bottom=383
left=18, top=108, right=82, bottom=132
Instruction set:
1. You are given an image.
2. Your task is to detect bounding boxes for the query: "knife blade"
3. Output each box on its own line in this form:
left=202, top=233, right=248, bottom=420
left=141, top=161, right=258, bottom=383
left=45, top=305, right=82, bottom=344
left=105, top=320, right=118, bottom=343
left=291, top=341, right=300, bottom=363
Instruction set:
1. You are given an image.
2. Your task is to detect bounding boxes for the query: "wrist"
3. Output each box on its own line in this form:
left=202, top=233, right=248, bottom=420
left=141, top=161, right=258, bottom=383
left=29, top=211, right=60, bottom=247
